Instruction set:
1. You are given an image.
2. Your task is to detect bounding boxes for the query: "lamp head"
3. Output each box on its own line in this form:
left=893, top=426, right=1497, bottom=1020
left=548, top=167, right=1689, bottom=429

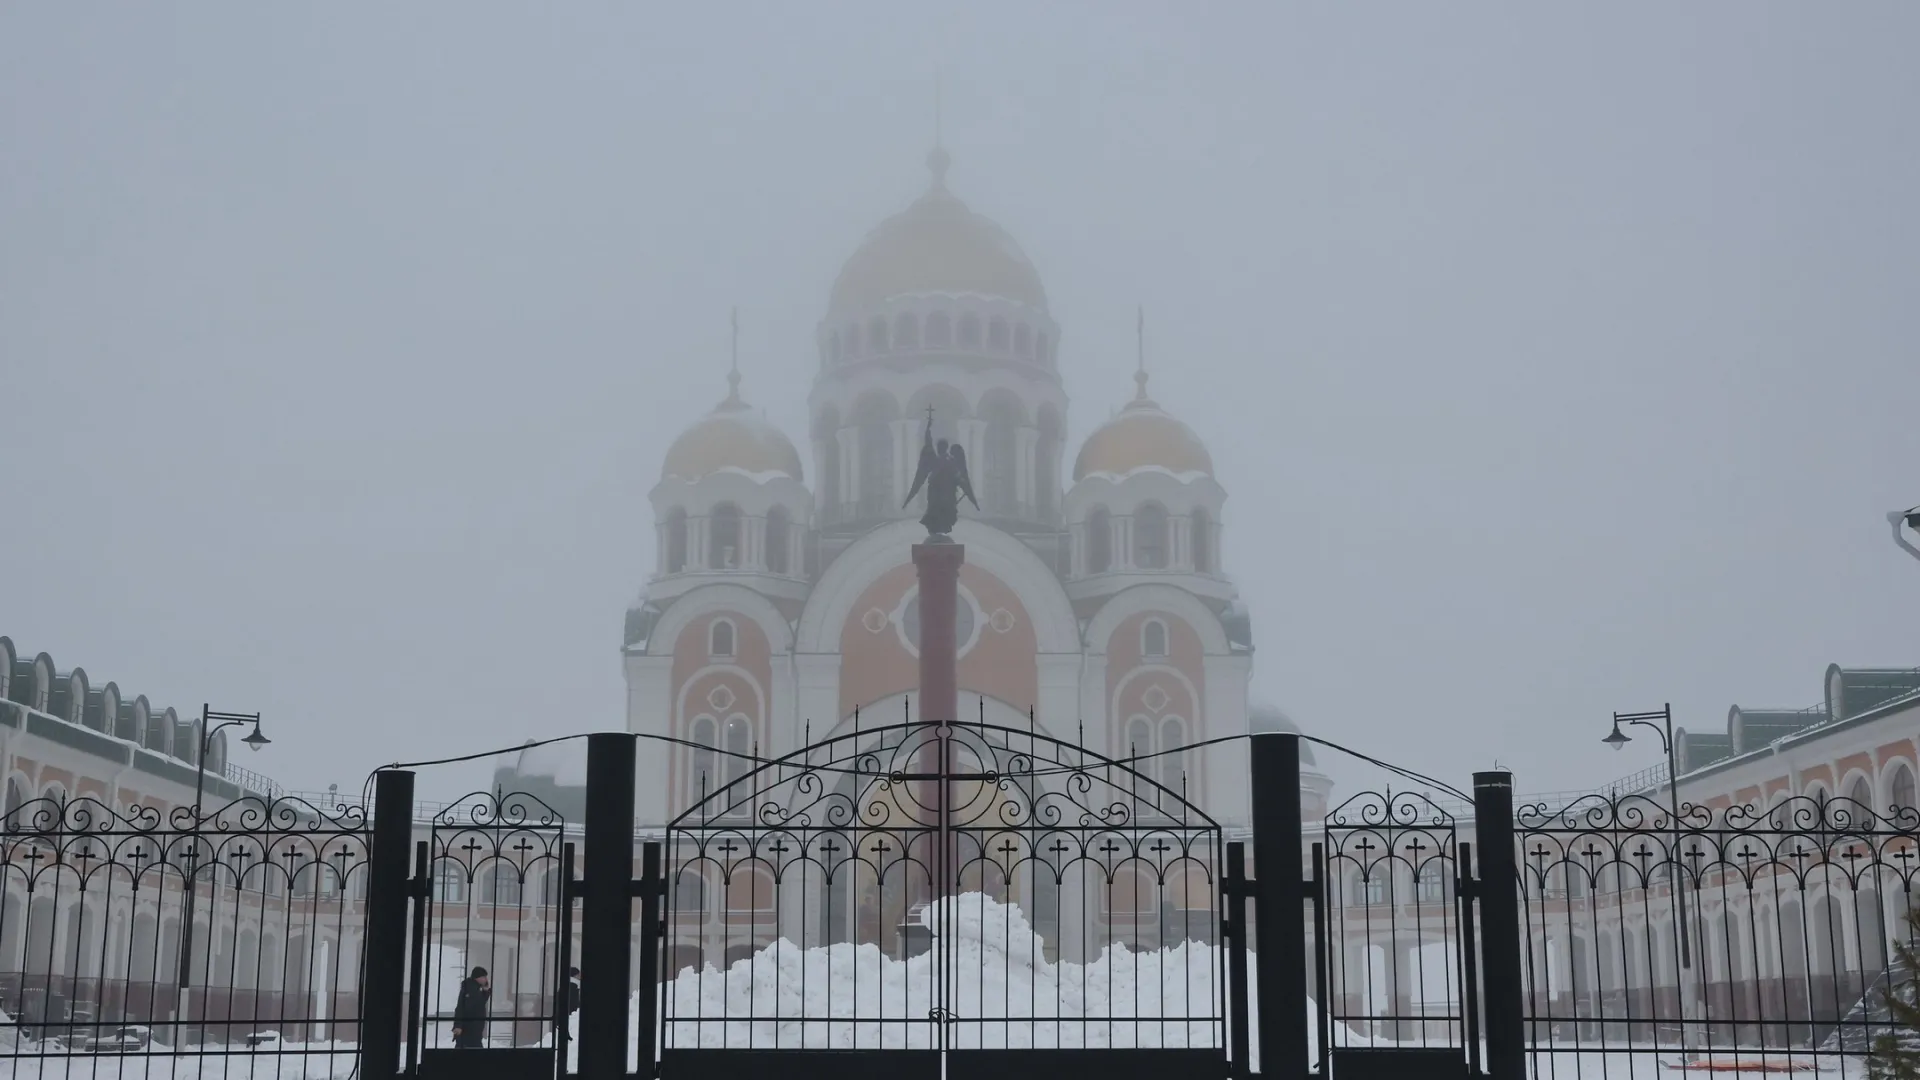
left=243, top=725, right=271, bottom=752
left=1603, top=724, right=1631, bottom=751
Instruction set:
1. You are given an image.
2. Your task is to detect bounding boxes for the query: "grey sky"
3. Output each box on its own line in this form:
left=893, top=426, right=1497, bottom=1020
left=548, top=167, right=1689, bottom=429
left=3, top=4, right=1916, bottom=801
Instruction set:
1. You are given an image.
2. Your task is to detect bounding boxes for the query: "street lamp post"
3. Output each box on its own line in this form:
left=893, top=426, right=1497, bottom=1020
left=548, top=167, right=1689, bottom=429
left=176, top=705, right=269, bottom=1049
left=1603, top=704, right=1700, bottom=1052
left=1888, top=508, right=1920, bottom=564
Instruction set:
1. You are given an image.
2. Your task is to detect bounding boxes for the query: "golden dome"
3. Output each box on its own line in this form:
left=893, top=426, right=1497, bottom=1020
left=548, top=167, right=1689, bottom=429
left=828, top=151, right=1047, bottom=314
left=1072, top=372, right=1213, bottom=482
left=660, top=374, right=805, bottom=483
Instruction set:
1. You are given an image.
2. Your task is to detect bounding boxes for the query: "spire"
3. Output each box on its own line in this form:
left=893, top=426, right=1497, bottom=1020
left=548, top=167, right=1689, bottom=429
left=721, top=307, right=745, bottom=409
left=927, top=71, right=951, bottom=189
left=1133, top=304, right=1152, bottom=403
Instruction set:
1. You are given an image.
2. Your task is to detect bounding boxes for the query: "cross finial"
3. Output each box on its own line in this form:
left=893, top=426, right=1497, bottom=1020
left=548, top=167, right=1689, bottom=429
left=725, top=307, right=742, bottom=403
left=1133, top=304, right=1150, bottom=401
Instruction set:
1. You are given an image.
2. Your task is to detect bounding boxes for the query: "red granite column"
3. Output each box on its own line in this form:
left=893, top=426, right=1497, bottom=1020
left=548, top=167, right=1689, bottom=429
left=913, top=541, right=965, bottom=903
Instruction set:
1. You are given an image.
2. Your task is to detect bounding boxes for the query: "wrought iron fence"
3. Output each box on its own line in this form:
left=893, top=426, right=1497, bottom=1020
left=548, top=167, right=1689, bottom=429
left=656, top=717, right=1229, bottom=1077
left=1317, top=789, right=1479, bottom=1065
left=405, top=791, right=573, bottom=1065
left=0, top=792, right=369, bottom=1077
left=1515, top=791, right=1920, bottom=1074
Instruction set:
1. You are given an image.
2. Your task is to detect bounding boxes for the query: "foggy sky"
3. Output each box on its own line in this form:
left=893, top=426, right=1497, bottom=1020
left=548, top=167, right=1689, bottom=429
left=3, top=3, right=1917, bottom=802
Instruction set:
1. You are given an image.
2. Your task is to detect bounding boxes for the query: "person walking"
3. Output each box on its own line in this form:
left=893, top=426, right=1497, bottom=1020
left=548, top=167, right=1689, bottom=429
left=451, top=967, right=491, bottom=1049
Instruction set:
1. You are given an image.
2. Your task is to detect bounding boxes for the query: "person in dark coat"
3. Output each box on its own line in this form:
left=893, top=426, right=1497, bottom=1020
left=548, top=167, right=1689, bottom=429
left=451, top=967, right=491, bottom=1049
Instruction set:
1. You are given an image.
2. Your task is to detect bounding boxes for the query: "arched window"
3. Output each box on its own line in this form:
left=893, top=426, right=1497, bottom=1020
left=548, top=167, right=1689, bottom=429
left=957, top=313, right=982, bottom=349
left=1891, top=765, right=1916, bottom=814
left=1035, top=408, right=1061, bottom=520
left=765, top=507, right=790, bottom=575
left=858, top=419, right=894, bottom=518
left=868, top=317, right=889, bottom=353
left=665, top=509, right=688, bottom=573
left=3, top=776, right=25, bottom=832
left=1142, top=619, right=1169, bottom=658
left=1087, top=509, right=1112, bottom=574
left=987, top=318, right=1010, bottom=352
left=433, top=862, right=468, bottom=905
left=709, top=619, right=735, bottom=658
left=672, top=869, right=708, bottom=917
left=489, top=867, right=522, bottom=908
left=689, top=717, right=718, bottom=798
left=709, top=504, right=741, bottom=569
left=981, top=396, right=1021, bottom=516
left=1847, top=774, right=1875, bottom=820
left=1135, top=504, right=1169, bottom=569
left=1191, top=509, right=1212, bottom=573
left=893, top=312, right=920, bottom=348
left=724, top=717, right=752, bottom=788
left=1127, top=717, right=1153, bottom=759
left=814, top=407, right=842, bottom=515
left=925, top=311, right=952, bottom=347
left=1158, top=717, right=1186, bottom=791
left=725, top=867, right=776, bottom=916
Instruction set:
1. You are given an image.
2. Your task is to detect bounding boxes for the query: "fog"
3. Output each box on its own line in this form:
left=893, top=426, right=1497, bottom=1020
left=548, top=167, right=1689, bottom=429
left=3, top=4, right=1916, bottom=803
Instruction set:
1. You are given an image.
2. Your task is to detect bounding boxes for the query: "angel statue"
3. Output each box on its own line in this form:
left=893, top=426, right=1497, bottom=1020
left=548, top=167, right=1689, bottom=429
left=903, top=407, right=979, bottom=542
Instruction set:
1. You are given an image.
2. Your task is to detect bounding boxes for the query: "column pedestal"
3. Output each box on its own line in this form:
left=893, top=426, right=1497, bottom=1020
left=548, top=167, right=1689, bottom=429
left=912, top=541, right=965, bottom=923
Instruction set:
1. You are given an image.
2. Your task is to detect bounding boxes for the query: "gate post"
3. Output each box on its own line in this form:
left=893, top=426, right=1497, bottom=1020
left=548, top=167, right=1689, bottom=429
left=633, top=842, right=664, bottom=1077
left=360, top=768, right=414, bottom=1080
left=580, top=732, right=637, bottom=1079
left=1251, top=731, right=1308, bottom=1080
left=1473, top=771, right=1524, bottom=1080
left=1225, top=842, right=1253, bottom=1080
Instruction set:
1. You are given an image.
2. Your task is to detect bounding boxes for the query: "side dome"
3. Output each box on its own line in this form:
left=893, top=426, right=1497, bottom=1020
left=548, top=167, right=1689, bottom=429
left=1249, top=701, right=1316, bottom=766
left=1073, top=383, right=1213, bottom=481
left=660, top=376, right=805, bottom=483
left=828, top=150, right=1048, bottom=314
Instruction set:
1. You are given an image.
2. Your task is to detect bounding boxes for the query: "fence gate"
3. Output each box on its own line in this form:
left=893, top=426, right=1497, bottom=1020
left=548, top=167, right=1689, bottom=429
left=405, top=791, right=572, bottom=1075
left=654, top=717, right=1237, bottom=1080
left=1315, top=790, right=1480, bottom=1080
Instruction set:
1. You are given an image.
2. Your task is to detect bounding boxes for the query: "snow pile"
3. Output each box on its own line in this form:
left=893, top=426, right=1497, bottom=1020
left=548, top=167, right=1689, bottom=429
left=553, top=893, right=1321, bottom=1072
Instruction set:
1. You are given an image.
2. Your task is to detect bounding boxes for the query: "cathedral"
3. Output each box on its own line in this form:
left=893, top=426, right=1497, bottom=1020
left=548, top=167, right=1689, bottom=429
left=619, top=147, right=1330, bottom=829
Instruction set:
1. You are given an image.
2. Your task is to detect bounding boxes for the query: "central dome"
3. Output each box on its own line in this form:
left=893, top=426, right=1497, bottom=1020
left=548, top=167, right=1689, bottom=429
left=828, top=151, right=1048, bottom=315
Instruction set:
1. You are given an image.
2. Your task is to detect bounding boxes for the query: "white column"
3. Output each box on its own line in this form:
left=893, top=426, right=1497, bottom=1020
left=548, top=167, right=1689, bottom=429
left=655, top=522, right=667, bottom=576
left=794, top=653, right=844, bottom=743
left=1036, top=654, right=1080, bottom=742
left=770, top=653, right=799, bottom=757
left=960, top=419, right=987, bottom=480
left=892, top=419, right=915, bottom=507
left=748, top=517, right=767, bottom=570
left=1016, top=428, right=1039, bottom=510
left=1113, top=516, right=1130, bottom=571
left=1202, top=653, right=1254, bottom=825
left=1172, top=515, right=1192, bottom=570
left=1079, top=654, right=1110, bottom=756
left=626, top=653, right=676, bottom=824
left=691, top=518, right=710, bottom=569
